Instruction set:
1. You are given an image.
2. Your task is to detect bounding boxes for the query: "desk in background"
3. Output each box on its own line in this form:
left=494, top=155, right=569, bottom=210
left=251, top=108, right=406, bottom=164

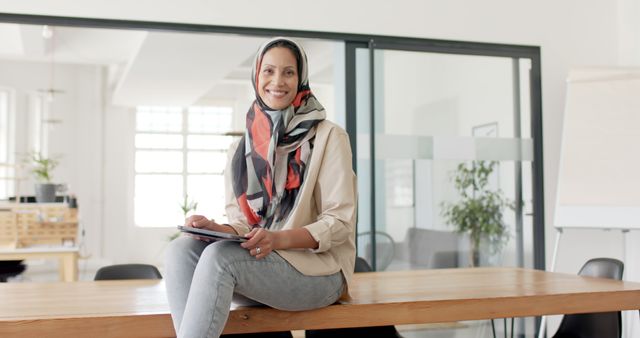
left=0, top=203, right=79, bottom=282
left=0, top=246, right=79, bottom=282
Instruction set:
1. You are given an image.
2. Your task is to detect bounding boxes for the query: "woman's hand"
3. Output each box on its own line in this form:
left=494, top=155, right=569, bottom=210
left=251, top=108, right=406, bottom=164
left=183, top=215, right=233, bottom=241
left=240, top=228, right=319, bottom=258
left=184, top=214, right=217, bottom=230
left=241, top=228, right=279, bottom=259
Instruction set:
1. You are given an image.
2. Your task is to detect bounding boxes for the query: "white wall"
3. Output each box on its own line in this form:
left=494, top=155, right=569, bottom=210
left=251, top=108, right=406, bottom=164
left=1, top=0, right=639, bottom=334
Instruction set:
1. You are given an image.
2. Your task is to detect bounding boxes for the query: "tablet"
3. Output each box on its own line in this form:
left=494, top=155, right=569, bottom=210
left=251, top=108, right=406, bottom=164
left=177, top=225, right=247, bottom=242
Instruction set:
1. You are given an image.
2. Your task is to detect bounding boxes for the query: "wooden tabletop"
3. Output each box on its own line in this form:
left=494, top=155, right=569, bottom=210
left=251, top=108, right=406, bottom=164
left=1, top=267, right=640, bottom=337
left=0, top=246, right=79, bottom=254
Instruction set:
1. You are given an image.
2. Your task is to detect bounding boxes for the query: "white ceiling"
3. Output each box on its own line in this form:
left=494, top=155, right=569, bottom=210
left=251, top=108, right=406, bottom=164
left=112, top=32, right=263, bottom=106
left=0, top=23, right=337, bottom=107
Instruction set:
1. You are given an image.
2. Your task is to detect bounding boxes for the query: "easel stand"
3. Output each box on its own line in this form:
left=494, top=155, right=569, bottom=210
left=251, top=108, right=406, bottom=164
left=537, top=226, right=631, bottom=338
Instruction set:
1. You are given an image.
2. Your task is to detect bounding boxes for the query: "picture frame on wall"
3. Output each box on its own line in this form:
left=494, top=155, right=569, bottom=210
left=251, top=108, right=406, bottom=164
left=472, top=122, right=498, bottom=138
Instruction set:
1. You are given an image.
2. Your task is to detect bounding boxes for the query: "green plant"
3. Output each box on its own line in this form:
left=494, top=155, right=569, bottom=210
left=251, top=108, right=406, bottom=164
left=441, top=161, right=514, bottom=265
left=179, top=194, right=198, bottom=218
left=168, top=194, right=199, bottom=241
left=28, top=152, right=59, bottom=183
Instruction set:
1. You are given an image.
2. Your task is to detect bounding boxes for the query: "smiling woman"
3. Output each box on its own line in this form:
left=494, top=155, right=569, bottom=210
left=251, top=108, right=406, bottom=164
left=164, top=37, right=357, bottom=338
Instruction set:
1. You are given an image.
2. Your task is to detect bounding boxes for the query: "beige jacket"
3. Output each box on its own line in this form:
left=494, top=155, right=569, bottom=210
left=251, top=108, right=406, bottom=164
left=225, top=120, right=357, bottom=298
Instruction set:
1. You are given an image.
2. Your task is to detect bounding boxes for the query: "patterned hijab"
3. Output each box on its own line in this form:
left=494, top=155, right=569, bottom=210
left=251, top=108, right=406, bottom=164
left=232, top=37, right=326, bottom=229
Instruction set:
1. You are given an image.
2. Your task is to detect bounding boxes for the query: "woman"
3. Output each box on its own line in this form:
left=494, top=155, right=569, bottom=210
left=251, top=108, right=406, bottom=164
left=164, top=37, right=357, bottom=338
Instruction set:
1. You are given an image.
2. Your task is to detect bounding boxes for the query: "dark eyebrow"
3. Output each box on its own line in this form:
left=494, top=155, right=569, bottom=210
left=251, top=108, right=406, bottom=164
left=261, top=63, right=296, bottom=70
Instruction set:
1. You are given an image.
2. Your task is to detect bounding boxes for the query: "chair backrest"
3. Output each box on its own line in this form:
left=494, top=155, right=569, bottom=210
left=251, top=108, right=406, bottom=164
left=578, top=257, right=624, bottom=279
left=355, top=256, right=373, bottom=273
left=553, top=258, right=623, bottom=338
left=357, top=231, right=395, bottom=271
left=0, top=260, right=26, bottom=283
left=94, top=264, right=162, bottom=281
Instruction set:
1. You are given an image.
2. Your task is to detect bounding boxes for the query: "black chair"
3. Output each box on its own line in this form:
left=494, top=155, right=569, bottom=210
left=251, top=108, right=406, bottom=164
left=552, top=257, right=624, bottom=338
left=305, top=257, right=403, bottom=338
left=357, top=231, right=396, bottom=271
left=94, top=263, right=162, bottom=280
left=0, top=260, right=26, bottom=282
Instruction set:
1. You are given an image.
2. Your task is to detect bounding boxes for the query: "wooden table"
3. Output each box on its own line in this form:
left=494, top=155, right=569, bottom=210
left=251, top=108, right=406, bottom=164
left=0, top=246, right=79, bottom=282
left=1, top=267, right=640, bottom=337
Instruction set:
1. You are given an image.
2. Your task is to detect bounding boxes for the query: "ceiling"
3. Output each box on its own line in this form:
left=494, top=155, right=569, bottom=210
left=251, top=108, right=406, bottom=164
left=0, top=23, right=337, bottom=106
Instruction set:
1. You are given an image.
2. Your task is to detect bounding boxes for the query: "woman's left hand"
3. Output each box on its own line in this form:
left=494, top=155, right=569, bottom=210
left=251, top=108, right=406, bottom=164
left=241, top=228, right=279, bottom=259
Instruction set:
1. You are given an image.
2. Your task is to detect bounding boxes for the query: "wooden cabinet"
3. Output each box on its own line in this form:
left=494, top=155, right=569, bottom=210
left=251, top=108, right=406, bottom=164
left=0, top=203, right=78, bottom=248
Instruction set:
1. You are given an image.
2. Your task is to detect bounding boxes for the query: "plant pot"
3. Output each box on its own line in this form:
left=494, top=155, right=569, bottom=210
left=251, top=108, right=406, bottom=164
left=35, top=183, right=57, bottom=203
left=470, top=235, right=504, bottom=267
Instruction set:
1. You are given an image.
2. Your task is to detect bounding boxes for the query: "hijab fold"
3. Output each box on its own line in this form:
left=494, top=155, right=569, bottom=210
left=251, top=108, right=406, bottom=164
left=232, top=37, right=326, bottom=229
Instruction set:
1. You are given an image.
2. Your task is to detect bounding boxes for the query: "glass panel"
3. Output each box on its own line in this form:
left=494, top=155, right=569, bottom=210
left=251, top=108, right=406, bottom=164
left=135, top=134, right=183, bottom=149
left=519, top=58, right=532, bottom=139
left=367, top=49, right=534, bottom=272
left=187, top=135, right=233, bottom=150
left=135, top=150, right=183, bottom=173
left=355, top=48, right=375, bottom=266
left=187, top=106, right=232, bottom=133
left=136, top=106, right=182, bottom=132
left=357, top=47, right=536, bottom=336
left=187, top=174, right=226, bottom=222
left=135, top=174, right=183, bottom=227
left=187, top=151, right=226, bottom=174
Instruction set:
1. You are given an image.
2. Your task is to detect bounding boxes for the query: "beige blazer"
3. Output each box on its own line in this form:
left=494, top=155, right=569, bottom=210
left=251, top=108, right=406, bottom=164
left=225, top=120, right=357, bottom=298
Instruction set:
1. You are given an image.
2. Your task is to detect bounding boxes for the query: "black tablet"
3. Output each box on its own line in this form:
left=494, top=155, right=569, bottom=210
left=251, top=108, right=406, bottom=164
left=177, top=225, right=247, bottom=242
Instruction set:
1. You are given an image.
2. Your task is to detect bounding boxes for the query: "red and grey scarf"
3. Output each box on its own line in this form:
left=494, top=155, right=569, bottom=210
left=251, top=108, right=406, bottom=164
left=232, top=38, right=326, bottom=229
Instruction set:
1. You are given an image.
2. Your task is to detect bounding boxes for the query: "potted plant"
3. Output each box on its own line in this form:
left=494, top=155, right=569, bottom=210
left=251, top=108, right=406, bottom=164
left=441, top=161, right=513, bottom=266
left=168, top=194, right=199, bottom=241
left=27, top=152, right=60, bottom=203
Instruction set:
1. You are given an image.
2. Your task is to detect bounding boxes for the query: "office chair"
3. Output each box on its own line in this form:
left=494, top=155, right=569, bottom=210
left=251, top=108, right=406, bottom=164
left=552, top=257, right=624, bottom=338
left=357, top=231, right=396, bottom=271
left=305, top=257, right=403, bottom=338
left=94, top=263, right=162, bottom=280
left=0, top=260, right=26, bottom=282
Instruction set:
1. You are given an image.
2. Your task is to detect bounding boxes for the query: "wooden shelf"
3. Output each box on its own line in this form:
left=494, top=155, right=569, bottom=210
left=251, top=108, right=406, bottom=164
left=0, top=205, right=78, bottom=248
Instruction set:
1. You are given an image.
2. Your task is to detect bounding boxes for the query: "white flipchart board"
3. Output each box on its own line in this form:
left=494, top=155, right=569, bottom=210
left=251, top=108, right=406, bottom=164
left=542, top=67, right=640, bottom=338
left=555, top=68, right=640, bottom=230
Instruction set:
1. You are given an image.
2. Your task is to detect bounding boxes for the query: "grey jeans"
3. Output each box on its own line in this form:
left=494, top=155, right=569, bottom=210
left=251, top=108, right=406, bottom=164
left=164, top=236, right=344, bottom=338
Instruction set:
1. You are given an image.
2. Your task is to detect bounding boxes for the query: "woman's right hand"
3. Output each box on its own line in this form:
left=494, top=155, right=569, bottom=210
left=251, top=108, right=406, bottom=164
left=183, top=215, right=221, bottom=242
left=184, top=214, right=216, bottom=230
left=183, top=215, right=238, bottom=242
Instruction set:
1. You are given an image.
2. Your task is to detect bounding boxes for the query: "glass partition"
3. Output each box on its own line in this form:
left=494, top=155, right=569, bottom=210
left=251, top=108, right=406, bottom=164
left=353, top=46, right=540, bottom=337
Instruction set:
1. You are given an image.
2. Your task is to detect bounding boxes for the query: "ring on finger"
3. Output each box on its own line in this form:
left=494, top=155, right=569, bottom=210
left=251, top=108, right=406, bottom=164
left=256, top=246, right=261, bottom=255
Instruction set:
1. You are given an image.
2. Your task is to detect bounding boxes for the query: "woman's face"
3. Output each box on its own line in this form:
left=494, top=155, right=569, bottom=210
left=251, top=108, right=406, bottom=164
left=257, top=46, right=299, bottom=110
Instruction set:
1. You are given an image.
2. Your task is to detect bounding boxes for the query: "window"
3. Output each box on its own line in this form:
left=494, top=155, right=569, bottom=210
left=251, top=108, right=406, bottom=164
left=134, top=106, right=234, bottom=227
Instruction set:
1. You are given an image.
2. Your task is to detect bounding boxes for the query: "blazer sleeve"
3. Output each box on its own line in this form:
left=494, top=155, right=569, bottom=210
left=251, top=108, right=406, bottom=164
left=224, top=140, right=252, bottom=236
left=304, top=128, right=357, bottom=253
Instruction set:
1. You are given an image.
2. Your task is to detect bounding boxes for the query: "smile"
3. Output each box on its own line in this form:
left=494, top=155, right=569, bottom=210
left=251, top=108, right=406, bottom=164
left=266, top=89, right=288, bottom=98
